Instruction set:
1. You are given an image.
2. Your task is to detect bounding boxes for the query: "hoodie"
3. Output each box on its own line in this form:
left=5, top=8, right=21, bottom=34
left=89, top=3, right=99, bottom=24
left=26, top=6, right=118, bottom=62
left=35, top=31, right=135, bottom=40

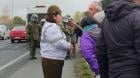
left=96, top=0, right=140, bottom=78
left=105, top=0, right=138, bottom=21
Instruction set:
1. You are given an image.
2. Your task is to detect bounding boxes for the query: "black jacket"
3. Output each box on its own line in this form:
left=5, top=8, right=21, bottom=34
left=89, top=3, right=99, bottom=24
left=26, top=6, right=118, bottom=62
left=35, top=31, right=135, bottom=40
left=96, top=0, right=140, bottom=78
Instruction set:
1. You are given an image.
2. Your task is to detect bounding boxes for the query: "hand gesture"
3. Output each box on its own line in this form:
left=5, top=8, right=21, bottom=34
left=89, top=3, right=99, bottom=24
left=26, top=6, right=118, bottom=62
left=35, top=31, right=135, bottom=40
left=68, top=20, right=77, bottom=29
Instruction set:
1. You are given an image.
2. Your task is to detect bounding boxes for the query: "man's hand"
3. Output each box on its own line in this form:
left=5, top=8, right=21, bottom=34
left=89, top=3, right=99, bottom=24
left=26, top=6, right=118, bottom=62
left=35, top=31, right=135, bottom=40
left=68, top=20, right=77, bottom=29
left=69, top=44, right=74, bottom=51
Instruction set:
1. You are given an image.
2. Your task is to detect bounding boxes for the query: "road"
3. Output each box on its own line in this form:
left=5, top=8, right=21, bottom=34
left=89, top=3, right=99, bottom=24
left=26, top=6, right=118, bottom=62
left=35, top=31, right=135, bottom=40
left=0, top=39, right=28, bottom=68
left=0, top=39, right=76, bottom=78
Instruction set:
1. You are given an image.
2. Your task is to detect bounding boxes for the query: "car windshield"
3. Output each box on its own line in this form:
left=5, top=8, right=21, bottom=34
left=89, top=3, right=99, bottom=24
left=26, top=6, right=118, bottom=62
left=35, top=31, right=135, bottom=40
left=0, top=25, right=6, bottom=29
left=12, top=26, right=26, bottom=31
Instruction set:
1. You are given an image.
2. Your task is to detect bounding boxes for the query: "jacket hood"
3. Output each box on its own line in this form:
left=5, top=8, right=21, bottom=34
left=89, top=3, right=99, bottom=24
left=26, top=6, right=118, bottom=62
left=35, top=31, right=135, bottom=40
left=80, top=16, right=96, bottom=28
left=44, top=22, right=57, bottom=27
left=93, top=11, right=105, bottom=23
left=105, top=0, right=138, bottom=21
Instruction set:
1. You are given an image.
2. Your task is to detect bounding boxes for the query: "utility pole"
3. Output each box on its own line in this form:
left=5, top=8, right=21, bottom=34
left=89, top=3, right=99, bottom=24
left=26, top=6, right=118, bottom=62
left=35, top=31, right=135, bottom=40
left=12, top=0, right=14, bottom=28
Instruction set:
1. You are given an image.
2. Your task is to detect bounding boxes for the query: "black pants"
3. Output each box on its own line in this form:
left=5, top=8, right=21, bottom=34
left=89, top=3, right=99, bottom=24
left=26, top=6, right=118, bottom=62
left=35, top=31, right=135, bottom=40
left=42, top=58, right=64, bottom=78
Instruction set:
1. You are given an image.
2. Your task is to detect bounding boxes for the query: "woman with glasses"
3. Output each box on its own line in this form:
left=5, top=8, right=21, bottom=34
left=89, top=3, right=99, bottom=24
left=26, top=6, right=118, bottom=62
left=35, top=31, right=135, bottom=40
left=40, top=5, right=73, bottom=78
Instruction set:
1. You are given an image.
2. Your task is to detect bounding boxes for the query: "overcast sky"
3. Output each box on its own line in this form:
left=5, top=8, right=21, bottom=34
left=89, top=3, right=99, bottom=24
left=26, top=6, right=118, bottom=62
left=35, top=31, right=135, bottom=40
left=0, top=0, right=96, bottom=20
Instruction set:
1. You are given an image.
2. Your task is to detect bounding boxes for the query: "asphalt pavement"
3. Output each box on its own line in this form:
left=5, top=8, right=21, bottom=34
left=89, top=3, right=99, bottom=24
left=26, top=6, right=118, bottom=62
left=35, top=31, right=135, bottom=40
left=0, top=39, right=29, bottom=78
left=0, top=40, right=28, bottom=67
left=9, top=53, right=76, bottom=78
left=0, top=39, right=77, bottom=78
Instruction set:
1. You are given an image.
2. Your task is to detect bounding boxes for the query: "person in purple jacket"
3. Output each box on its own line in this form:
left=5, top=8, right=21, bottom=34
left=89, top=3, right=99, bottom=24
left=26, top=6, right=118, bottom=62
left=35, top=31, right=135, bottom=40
left=68, top=11, right=105, bottom=78
left=80, top=16, right=100, bottom=78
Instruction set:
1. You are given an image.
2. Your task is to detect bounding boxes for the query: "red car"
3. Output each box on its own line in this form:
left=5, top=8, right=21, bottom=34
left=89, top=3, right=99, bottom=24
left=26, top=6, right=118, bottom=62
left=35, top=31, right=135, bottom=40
left=10, top=26, right=27, bottom=43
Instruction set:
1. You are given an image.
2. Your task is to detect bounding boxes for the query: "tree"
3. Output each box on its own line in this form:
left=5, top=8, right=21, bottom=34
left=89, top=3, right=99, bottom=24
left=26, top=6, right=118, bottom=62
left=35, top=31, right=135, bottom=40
left=13, top=16, right=26, bottom=26
left=73, top=11, right=85, bottom=23
left=0, top=6, right=12, bottom=29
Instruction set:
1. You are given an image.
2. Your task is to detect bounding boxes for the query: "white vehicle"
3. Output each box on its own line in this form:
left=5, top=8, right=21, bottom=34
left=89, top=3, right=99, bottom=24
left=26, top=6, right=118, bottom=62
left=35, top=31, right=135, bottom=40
left=27, top=5, right=47, bottom=24
left=0, top=25, right=10, bottom=40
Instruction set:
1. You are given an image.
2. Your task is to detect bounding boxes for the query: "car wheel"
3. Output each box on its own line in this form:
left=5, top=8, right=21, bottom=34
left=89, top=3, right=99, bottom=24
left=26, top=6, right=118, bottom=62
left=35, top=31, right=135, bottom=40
left=3, top=33, right=6, bottom=40
left=11, top=39, right=14, bottom=43
left=18, top=40, right=21, bottom=43
left=1, top=37, right=4, bottom=40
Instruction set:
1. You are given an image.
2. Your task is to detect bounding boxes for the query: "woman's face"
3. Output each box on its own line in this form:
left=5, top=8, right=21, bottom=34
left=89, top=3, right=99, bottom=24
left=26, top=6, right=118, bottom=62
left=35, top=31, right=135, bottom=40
left=53, top=13, right=62, bottom=24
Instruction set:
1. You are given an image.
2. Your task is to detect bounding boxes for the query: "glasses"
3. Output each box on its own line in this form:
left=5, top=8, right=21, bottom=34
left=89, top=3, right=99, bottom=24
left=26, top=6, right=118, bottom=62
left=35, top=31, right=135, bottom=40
left=58, top=12, right=62, bottom=16
left=54, top=11, right=62, bottom=16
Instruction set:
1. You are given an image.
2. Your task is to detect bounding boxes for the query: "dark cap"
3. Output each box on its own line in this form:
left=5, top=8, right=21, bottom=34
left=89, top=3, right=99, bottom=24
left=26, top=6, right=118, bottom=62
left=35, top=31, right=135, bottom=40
left=47, top=5, right=61, bottom=15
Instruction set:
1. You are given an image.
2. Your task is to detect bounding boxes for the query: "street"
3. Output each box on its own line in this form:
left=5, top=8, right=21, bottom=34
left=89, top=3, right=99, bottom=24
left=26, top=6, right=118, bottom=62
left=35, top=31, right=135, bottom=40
left=0, top=39, right=76, bottom=78
left=0, top=39, right=30, bottom=78
left=0, top=39, right=28, bottom=67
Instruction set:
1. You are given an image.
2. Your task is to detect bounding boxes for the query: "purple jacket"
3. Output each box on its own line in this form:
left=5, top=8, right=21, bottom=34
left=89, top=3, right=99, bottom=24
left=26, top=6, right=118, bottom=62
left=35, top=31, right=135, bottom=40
left=80, top=32, right=99, bottom=75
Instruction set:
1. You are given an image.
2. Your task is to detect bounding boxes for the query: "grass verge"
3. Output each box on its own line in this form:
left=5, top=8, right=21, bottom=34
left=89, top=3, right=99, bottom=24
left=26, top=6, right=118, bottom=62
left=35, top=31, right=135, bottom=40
left=74, top=57, right=94, bottom=78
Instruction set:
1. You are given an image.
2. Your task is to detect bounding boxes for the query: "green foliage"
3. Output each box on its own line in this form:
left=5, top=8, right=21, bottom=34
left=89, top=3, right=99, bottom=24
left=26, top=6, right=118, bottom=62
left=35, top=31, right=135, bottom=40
left=73, top=11, right=85, bottom=23
left=0, top=15, right=12, bottom=29
left=80, top=58, right=92, bottom=78
left=13, top=16, right=26, bottom=26
left=80, top=59, right=89, bottom=70
left=75, top=58, right=93, bottom=78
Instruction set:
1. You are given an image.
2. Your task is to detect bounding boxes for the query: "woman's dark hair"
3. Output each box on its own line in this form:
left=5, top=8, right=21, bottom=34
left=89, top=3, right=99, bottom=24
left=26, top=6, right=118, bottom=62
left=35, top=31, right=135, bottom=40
left=46, top=12, right=61, bottom=23
left=46, top=13, right=56, bottom=23
left=80, top=16, right=97, bottom=28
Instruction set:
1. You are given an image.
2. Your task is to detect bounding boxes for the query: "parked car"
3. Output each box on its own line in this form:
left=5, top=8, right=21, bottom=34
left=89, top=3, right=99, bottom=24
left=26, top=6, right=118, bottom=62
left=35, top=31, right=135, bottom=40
left=0, top=24, right=10, bottom=40
left=10, top=26, right=27, bottom=43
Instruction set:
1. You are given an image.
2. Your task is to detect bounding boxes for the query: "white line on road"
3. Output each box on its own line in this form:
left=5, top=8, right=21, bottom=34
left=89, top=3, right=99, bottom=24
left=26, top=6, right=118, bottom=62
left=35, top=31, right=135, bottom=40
left=12, top=43, right=27, bottom=50
left=0, top=52, right=29, bottom=71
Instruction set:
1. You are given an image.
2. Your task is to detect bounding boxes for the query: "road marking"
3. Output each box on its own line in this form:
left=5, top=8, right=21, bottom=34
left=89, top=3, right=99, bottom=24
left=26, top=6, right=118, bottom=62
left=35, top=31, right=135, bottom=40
left=12, top=43, right=27, bottom=50
left=0, top=52, right=29, bottom=71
